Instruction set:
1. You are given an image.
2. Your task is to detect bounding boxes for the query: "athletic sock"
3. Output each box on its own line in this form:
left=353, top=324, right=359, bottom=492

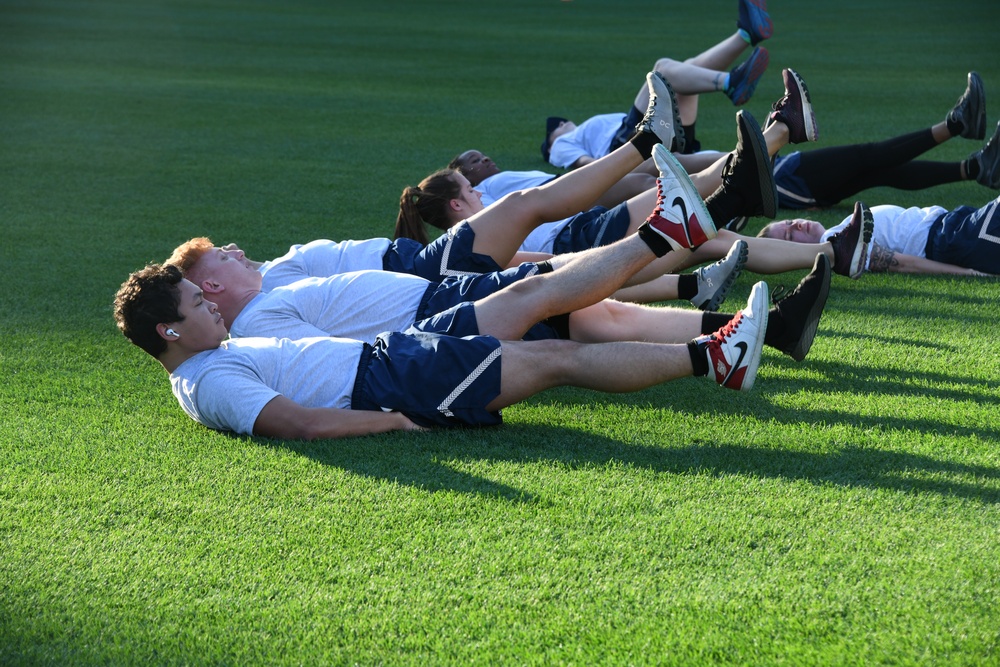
left=946, top=116, right=964, bottom=137
left=737, top=28, right=752, bottom=45
left=637, top=222, right=674, bottom=257
left=676, top=274, right=698, bottom=301
left=687, top=340, right=709, bottom=376
left=965, top=158, right=981, bottom=180
left=629, top=131, right=659, bottom=160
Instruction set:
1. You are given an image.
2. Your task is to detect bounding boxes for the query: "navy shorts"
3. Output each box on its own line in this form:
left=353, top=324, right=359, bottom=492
left=926, top=196, right=1000, bottom=273
left=352, top=331, right=503, bottom=428
left=773, top=152, right=818, bottom=210
left=409, top=262, right=565, bottom=341
left=383, top=222, right=503, bottom=281
left=552, top=202, right=631, bottom=254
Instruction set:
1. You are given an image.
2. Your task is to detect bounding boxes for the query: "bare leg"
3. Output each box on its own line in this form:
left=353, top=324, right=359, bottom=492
left=567, top=300, right=703, bottom=343
left=485, top=338, right=695, bottom=410
left=673, top=230, right=833, bottom=274
left=466, top=143, right=646, bottom=266
left=673, top=33, right=749, bottom=124
left=612, top=274, right=680, bottom=302
left=473, top=232, right=669, bottom=340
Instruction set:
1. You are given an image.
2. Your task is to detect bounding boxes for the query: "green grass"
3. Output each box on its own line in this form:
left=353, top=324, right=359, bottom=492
left=2, top=0, right=1000, bottom=664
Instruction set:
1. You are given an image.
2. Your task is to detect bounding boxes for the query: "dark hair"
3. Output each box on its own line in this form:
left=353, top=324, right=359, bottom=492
left=113, top=264, right=184, bottom=359
left=394, top=169, right=462, bottom=245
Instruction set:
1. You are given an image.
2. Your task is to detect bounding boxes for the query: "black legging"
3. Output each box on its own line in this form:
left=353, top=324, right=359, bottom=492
left=796, top=128, right=964, bottom=207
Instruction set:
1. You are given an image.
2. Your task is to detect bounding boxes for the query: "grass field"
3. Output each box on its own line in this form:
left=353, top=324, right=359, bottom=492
left=2, top=0, right=1000, bottom=664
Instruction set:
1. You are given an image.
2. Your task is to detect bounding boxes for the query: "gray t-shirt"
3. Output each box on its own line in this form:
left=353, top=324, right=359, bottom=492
left=259, top=238, right=392, bottom=291
left=230, top=271, right=429, bottom=343
left=170, top=336, right=366, bottom=435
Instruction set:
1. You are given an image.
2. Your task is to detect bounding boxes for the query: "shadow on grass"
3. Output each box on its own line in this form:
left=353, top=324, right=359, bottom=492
left=264, top=419, right=1000, bottom=505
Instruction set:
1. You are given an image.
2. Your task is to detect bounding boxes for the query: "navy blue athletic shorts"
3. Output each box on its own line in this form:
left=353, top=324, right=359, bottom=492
left=926, top=196, right=1000, bottom=274
left=383, top=222, right=503, bottom=281
left=552, top=202, right=631, bottom=254
left=352, top=331, right=504, bottom=427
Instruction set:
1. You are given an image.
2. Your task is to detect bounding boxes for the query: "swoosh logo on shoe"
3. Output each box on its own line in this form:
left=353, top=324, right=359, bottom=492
left=671, top=196, right=690, bottom=244
left=723, top=341, right=749, bottom=387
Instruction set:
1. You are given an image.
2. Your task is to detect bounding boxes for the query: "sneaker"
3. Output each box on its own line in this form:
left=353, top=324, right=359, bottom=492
left=725, top=216, right=749, bottom=232
left=691, top=239, right=748, bottom=311
left=737, top=0, right=773, bottom=46
left=829, top=201, right=874, bottom=279
left=768, top=253, right=831, bottom=361
left=947, top=72, right=986, bottom=141
left=706, top=110, right=777, bottom=221
left=726, top=46, right=769, bottom=106
left=636, top=71, right=686, bottom=153
left=972, top=120, right=1000, bottom=189
left=695, top=281, right=769, bottom=391
left=765, top=68, right=818, bottom=144
left=644, top=143, right=717, bottom=250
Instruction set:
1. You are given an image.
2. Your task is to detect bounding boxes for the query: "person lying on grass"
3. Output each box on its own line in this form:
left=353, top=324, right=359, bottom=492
left=113, top=165, right=834, bottom=440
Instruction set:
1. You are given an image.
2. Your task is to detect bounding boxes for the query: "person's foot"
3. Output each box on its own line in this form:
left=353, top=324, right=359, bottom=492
left=829, top=201, right=874, bottom=279
left=636, top=71, right=686, bottom=153
left=707, top=110, right=777, bottom=222
left=724, top=216, right=749, bottom=232
left=737, top=0, right=773, bottom=46
left=644, top=143, right=716, bottom=250
left=765, top=68, right=818, bottom=144
left=726, top=46, right=769, bottom=106
left=767, top=253, right=831, bottom=362
left=695, top=280, right=769, bottom=391
left=948, top=71, right=986, bottom=141
left=691, top=239, right=748, bottom=311
left=972, top=120, right=1000, bottom=189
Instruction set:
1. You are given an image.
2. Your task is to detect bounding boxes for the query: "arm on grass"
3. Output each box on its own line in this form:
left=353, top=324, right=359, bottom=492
left=868, top=243, right=993, bottom=276
left=253, top=395, right=422, bottom=440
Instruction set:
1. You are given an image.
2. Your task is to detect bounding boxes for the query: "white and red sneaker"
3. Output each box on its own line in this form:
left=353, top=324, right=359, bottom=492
left=644, top=143, right=716, bottom=251
left=694, top=281, right=769, bottom=391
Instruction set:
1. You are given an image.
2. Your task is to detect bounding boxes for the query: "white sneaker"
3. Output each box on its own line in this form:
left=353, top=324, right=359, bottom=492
left=694, top=280, right=769, bottom=391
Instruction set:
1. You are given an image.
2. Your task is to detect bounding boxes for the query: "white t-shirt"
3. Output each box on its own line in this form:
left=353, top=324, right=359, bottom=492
left=547, top=113, right=625, bottom=169
left=476, top=170, right=555, bottom=207
left=259, top=238, right=392, bottom=291
left=170, top=336, right=365, bottom=435
left=230, top=271, right=429, bottom=343
left=821, top=205, right=947, bottom=270
left=473, top=171, right=571, bottom=254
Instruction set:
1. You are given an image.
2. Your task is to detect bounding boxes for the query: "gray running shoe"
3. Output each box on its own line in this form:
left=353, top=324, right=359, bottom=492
left=636, top=71, right=686, bottom=153
left=691, top=239, right=748, bottom=311
left=948, top=72, right=986, bottom=140
left=972, top=120, right=1000, bottom=189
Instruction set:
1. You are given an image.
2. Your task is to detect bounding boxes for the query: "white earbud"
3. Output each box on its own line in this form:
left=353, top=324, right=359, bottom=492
left=166, top=328, right=179, bottom=338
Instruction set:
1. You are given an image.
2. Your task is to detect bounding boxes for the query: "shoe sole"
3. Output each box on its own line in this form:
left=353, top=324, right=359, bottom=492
left=966, top=72, right=986, bottom=141
left=741, top=0, right=774, bottom=44
left=646, top=71, right=686, bottom=153
left=786, top=69, right=818, bottom=142
left=843, top=201, right=873, bottom=279
left=737, top=110, right=777, bottom=218
left=788, top=253, right=831, bottom=362
left=700, top=240, right=748, bottom=312
left=730, top=47, right=769, bottom=106
left=731, top=281, right=769, bottom=391
left=652, top=143, right=716, bottom=244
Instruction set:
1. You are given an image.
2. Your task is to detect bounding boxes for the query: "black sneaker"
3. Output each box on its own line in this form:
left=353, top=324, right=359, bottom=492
left=829, top=201, right=874, bottom=278
left=948, top=72, right=986, bottom=141
left=768, top=252, right=831, bottom=362
left=972, top=120, right=1000, bottom=189
left=706, top=110, right=777, bottom=223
